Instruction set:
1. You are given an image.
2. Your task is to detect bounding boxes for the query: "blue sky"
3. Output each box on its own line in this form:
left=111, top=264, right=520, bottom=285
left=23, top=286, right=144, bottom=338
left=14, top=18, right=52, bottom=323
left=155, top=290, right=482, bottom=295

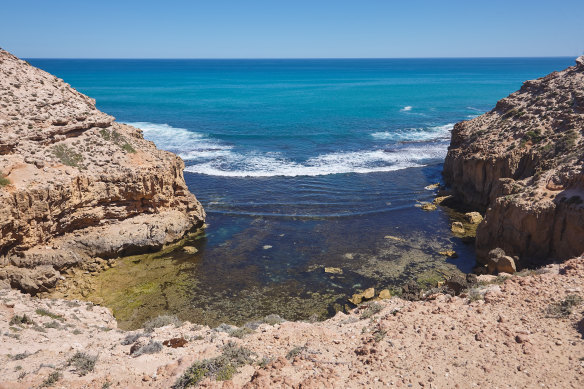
left=2, top=0, right=583, bottom=58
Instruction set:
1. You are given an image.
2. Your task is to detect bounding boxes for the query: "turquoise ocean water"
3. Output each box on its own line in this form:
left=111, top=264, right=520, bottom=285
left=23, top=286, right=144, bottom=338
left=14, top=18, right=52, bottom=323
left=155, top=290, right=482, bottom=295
left=30, top=58, right=575, bottom=326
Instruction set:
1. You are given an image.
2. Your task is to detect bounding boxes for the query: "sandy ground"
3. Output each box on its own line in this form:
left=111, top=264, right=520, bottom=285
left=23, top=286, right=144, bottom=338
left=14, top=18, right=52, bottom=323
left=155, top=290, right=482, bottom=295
left=1, top=257, right=583, bottom=389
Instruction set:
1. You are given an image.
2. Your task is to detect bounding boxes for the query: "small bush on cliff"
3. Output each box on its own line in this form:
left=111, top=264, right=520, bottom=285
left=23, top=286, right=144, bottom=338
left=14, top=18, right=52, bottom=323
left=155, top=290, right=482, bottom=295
left=40, top=371, right=61, bottom=387
left=132, top=340, right=163, bottom=357
left=227, top=327, right=254, bottom=339
left=10, top=314, right=35, bottom=326
left=360, top=302, right=383, bottom=319
left=52, top=144, right=84, bottom=167
left=546, top=294, right=583, bottom=318
left=99, top=128, right=136, bottom=153
left=121, top=332, right=144, bottom=345
left=286, top=345, right=307, bottom=360
left=35, top=308, right=64, bottom=321
left=173, top=342, right=255, bottom=388
left=67, top=352, right=98, bottom=376
left=144, top=314, right=182, bottom=332
left=0, top=173, right=9, bottom=187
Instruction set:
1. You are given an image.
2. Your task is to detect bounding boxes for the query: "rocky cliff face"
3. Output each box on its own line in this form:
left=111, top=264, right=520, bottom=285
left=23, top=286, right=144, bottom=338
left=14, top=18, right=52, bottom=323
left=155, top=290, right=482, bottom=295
left=444, top=56, right=584, bottom=267
left=0, top=49, right=205, bottom=293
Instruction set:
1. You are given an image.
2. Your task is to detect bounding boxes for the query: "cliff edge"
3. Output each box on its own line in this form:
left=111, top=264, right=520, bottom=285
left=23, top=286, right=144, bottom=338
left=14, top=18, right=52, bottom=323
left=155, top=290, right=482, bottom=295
left=444, top=56, right=584, bottom=267
left=0, top=49, right=205, bottom=293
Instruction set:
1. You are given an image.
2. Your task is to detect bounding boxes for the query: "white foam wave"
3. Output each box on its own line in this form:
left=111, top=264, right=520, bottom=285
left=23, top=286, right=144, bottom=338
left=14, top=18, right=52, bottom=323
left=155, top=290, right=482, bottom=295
left=371, top=123, right=454, bottom=142
left=128, top=121, right=448, bottom=178
left=401, top=106, right=413, bottom=111
left=184, top=144, right=447, bottom=177
left=124, top=121, right=232, bottom=161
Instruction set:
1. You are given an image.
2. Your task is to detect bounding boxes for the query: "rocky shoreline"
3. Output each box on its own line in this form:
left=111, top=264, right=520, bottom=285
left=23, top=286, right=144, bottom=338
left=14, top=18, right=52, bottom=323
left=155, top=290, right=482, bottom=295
left=1, top=257, right=583, bottom=388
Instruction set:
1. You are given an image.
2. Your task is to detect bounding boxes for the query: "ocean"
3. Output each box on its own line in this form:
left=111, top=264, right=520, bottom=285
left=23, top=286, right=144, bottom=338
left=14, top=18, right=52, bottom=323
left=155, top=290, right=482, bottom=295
left=30, top=57, right=574, bottom=327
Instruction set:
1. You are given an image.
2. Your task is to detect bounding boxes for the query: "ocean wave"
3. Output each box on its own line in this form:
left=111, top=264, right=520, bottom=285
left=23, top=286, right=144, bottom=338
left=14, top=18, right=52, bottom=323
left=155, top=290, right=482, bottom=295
left=129, top=121, right=448, bottom=178
left=184, top=144, right=447, bottom=177
left=124, top=121, right=232, bottom=160
left=371, top=123, right=454, bottom=142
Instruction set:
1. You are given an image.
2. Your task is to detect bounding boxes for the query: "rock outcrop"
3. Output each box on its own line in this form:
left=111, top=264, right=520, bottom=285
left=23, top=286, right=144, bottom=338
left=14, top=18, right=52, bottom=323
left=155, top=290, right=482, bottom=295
left=444, top=56, right=584, bottom=267
left=0, top=49, right=205, bottom=293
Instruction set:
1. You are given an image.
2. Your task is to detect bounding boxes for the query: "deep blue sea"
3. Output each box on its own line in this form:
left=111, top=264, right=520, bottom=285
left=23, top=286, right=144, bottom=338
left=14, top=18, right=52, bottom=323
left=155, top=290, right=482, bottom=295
left=30, top=58, right=575, bottom=327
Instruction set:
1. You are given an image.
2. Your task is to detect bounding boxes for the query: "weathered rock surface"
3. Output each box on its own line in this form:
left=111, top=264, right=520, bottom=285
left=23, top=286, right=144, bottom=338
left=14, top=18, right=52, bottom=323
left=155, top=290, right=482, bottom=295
left=0, top=49, right=205, bottom=293
left=444, top=56, right=584, bottom=267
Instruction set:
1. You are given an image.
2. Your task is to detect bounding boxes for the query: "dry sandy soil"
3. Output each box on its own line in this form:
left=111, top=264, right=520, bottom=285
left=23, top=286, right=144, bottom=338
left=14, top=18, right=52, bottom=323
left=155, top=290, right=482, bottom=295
left=1, top=257, right=583, bottom=389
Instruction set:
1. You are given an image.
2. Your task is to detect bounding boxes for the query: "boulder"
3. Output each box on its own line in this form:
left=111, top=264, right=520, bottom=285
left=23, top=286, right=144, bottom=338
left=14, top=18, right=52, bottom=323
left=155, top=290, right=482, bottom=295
left=451, top=222, right=465, bottom=234
left=439, top=250, right=458, bottom=258
left=486, top=248, right=517, bottom=274
left=183, top=246, right=198, bottom=254
left=362, top=287, right=375, bottom=299
left=446, top=274, right=468, bottom=295
left=464, top=212, right=483, bottom=224
left=349, top=293, right=363, bottom=305
left=421, top=202, right=437, bottom=211
left=378, top=289, right=391, bottom=299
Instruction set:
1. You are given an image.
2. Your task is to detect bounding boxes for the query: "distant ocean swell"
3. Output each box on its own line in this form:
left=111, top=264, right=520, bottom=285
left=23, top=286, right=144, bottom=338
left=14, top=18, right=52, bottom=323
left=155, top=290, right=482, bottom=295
left=126, top=121, right=453, bottom=178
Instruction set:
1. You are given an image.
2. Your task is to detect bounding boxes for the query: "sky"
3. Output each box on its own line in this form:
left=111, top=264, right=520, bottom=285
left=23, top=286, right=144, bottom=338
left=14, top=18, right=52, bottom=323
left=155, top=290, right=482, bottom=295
left=1, top=0, right=583, bottom=58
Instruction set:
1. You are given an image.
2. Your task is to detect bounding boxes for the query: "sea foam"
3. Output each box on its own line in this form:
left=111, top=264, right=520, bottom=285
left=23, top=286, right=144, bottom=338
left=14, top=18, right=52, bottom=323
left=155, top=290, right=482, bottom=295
left=371, top=123, right=454, bottom=142
left=129, top=121, right=449, bottom=178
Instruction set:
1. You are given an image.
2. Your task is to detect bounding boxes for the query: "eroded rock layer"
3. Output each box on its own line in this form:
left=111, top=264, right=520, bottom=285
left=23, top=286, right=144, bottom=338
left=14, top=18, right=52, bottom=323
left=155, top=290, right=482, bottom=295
left=0, top=49, right=205, bottom=293
left=444, top=56, right=584, bottom=267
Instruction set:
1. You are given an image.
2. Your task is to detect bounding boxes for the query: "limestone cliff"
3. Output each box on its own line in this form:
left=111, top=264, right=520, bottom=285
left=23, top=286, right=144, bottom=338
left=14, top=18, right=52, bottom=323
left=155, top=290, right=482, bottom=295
left=444, top=56, right=584, bottom=267
left=0, top=49, right=205, bottom=293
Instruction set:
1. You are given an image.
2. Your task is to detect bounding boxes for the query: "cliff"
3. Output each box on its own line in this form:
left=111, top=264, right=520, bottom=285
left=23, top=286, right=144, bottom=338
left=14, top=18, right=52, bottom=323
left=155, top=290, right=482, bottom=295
left=444, top=56, right=584, bottom=267
left=0, top=49, right=205, bottom=293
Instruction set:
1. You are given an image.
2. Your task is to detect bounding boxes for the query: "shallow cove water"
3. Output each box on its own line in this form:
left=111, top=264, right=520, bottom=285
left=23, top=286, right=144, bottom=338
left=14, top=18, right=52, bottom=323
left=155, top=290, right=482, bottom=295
left=31, top=57, right=573, bottom=329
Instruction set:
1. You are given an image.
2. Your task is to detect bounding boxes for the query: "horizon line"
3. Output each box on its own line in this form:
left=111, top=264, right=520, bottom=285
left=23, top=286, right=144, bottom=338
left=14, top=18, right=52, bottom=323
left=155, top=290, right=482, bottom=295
left=23, top=56, right=578, bottom=61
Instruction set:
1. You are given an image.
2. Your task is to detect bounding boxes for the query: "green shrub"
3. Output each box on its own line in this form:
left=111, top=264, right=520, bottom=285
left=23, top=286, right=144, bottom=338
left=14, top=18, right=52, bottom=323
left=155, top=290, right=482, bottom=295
left=143, top=315, right=182, bottom=332
left=546, top=294, right=583, bottom=318
left=43, top=321, right=61, bottom=329
left=10, top=314, right=35, bottom=326
left=173, top=342, right=255, bottom=388
left=36, top=308, right=64, bottom=321
left=100, top=129, right=136, bottom=153
left=227, top=327, right=254, bottom=339
left=67, top=352, right=98, bottom=376
left=360, top=302, right=383, bottom=319
left=132, top=340, right=163, bottom=356
left=286, top=346, right=307, bottom=360
left=41, top=371, right=61, bottom=387
left=0, top=173, right=9, bottom=187
left=52, top=144, right=83, bottom=167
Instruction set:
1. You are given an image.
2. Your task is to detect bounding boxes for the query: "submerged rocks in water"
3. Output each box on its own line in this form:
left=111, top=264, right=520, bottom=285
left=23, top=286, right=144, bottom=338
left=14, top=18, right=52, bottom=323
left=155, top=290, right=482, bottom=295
left=348, top=287, right=375, bottom=305
left=439, top=250, right=458, bottom=258
left=451, top=222, right=465, bottom=235
left=420, top=202, right=437, bottom=211
left=183, top=246, right=199, bottom=254
left=324, top=267, right=343, bottom=275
